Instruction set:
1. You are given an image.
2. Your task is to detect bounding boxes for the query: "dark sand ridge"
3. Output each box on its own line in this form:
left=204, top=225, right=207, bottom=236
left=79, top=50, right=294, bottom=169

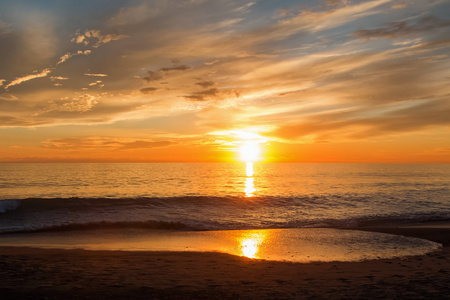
left=0, top=224, right=449, bottom=299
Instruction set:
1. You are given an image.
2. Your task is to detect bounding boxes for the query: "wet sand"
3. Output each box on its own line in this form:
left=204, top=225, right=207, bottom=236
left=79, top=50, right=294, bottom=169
left=0, top=226, right=449, bottom=299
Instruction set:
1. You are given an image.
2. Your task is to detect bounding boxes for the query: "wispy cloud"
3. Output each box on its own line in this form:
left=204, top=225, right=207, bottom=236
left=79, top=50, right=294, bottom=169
left=84, top=73, right=108, bottom=77
left=108, top=4, right=162, bottom=26
left=41, top=137, right=175, bottom=150
left=195, top=81, right=215, bottom=88
left=232, top=2, right=256, bottom=13
left=0, top=93, right=18, bottom=101
left=72, top=29, right=128, bottom=47
left=158, top=65, right=190, bottom=72
left=39, top=94, right=99, bottom=114
left=140, top=87, right=158, bottom=94
left=353, top=15, right=450, bottom=40
left=143, top=71, right=163, bottom=83
left=391, top=3, right=406, bottom=9
left=57, top=50, right=92, bottom=64
left=270, top=98, right=450, bottom=142
left=50, top=76, right=69, bottom=81
left=4, top=68, right=52, bottom=89
left=184, top=88, right=220, bottom=101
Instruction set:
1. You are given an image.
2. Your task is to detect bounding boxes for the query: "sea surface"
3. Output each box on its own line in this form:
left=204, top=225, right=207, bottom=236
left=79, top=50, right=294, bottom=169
left=0, top=163, right=449, bottom=234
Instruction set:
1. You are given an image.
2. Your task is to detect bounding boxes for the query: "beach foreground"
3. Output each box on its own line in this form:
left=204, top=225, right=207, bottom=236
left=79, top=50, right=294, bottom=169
left=1, top=226, right=449, bottom=300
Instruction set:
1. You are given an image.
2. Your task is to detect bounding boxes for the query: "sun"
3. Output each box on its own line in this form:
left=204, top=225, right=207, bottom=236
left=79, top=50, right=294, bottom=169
left=239, top=141, right=261, bottom=162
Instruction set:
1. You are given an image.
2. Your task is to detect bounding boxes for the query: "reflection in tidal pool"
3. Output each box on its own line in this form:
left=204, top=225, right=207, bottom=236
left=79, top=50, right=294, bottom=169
left=0, top=228, right=441, bottom=263
left=239, top=231, right=267, bottom=258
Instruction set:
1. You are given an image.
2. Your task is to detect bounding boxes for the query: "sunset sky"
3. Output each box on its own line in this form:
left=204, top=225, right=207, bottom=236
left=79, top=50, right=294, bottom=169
left=1, top=0, right=449, bottom=163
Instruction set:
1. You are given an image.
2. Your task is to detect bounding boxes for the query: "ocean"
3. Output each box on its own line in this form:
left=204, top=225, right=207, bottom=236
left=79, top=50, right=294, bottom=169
left=0, top=163, right=449, bottom=234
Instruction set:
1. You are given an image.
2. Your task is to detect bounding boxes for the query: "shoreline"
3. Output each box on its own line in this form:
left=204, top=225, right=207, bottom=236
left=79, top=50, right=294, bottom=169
left=351, top=220, right=450, bottom=246
left=1, top=225, right=449, bottom=299
left=350, top=226, right=450, bottom=247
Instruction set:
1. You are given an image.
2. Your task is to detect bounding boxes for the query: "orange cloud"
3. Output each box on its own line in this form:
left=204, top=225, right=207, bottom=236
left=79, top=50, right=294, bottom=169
left=41, top=137, right=175, bottom=151
left=72, top=29, right=128, bottom=47
left=4, top=68, right=52, bottom=89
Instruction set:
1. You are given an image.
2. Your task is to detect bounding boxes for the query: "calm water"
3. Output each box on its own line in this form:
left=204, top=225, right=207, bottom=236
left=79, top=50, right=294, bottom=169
left=0, top=163, right=449, bottom=233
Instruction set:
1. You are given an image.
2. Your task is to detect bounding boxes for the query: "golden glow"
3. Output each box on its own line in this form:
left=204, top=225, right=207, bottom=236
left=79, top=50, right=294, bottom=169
left=239, top=232, right=267, bottom=259
left=208, top=129, right=269, bottom=163
left=2, top=0, right=449, bottom=165
left=239, top=141, right=261, bottom=162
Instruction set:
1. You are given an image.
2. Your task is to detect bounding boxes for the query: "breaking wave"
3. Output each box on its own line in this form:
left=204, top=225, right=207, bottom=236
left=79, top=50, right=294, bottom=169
left=1, top=196, right=449, bottom=234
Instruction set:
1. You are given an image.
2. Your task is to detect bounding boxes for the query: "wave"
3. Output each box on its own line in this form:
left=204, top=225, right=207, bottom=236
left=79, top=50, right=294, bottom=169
left=0, top=195, right=345, bottom=212
left=2, top=220, right=192, bottom=234
left=1, top=196, right=449, bottom=234
left=0, top=200, right=21, bottom=213
left=1, top=214, right=449, bottom=235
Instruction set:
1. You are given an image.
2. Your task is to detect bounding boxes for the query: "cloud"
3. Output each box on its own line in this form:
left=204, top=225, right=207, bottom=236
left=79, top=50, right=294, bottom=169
left=195, top=81, right=215, bottom=88
left=391, top=3, right=406, bottom=9
left=71, top=29, right=128, bottom=47
left=205, top=60, right=220, bottom=65
left=4, top=68, right=52, bottom=89
left=0, top=115, right=49, bottom=127
left=140, top=87, right=158, bottom=94
left=84, top=73, right=108, bottom=77
left=186, top=29, right=449, bottom=137
left=326, top=0, right=348, bottom=7
left=0, top=79, right=5, bottom=86
left=143, top=71, right=163, bottom=82
left=269, top=98, right=450, bottom=142
left=74, top=34, right=85, bottom=44
left=57, top=53, right=72, bottom=64
left=88, top=81, right=103, bottom=87
left=120, top=140, right=174, bottom=150
left=41, top=137, right=174, bottom=150
left=246, top=0, right=392, bottom=42
left=41, top=94, right=99, bottom=114
left=135, top=0, right=392, bottom=64
left=158, top=65, right=190, bottom=72
left=57, top=50, right=92, bottom=64
left=184, top=88, right=219, bottom=101
left=352, top=15, right=450, bottom=40
left=50, top=76, right=69, bottom=81
left=142, top=64, right=191, bottom=84
left=108, top=4, right=161, bottom=26
left=0, top=93, right=18, bottom=101
left=232, top=2, right=256, bottom=13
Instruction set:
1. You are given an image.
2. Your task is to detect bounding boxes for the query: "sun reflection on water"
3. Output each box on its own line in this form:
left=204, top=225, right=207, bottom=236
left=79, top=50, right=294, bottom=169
left=244, top=162, right=256, bottom=197
left=246, top=162, right=254, bottom=177
left=239, top=231, right=267, bottom=259
left=245, top=178, right=255, bottom=197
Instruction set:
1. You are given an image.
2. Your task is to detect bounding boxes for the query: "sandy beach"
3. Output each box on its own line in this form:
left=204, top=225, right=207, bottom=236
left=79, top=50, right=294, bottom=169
left=0, top=226, right=449, bottom=299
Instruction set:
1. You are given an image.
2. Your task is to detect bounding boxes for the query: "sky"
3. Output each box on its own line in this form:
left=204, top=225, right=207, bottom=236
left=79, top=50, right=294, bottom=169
left=0, top=0, right=449, bottom=163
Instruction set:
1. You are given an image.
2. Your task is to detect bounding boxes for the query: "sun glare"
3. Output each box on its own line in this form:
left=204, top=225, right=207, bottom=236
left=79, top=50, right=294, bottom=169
left=239, top=141, right=261, bottom=162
